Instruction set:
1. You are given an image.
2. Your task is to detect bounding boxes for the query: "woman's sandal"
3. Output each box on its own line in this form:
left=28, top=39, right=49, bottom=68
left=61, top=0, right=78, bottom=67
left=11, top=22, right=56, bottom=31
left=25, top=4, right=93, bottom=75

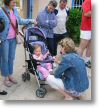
left=9, top=78, right=18, bottom=84
left=4, top=80, right=12, bottom=87
left=64, top=97, right=74, bottom=100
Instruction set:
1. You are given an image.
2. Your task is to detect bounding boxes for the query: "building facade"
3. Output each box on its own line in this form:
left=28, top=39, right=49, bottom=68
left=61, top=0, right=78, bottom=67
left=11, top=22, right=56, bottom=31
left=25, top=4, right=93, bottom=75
left=22, top=0, right=84, bottom=19
left=21, top=0, right=72, bottom=18
left=0, top=0, right=84, bottom=18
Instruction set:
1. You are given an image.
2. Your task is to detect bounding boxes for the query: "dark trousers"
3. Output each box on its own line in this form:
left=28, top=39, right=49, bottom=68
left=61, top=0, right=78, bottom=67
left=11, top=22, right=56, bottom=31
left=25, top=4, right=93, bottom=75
left=46, top=38, right=56, bottom=56
left=54, top=32, right=68, bottom=56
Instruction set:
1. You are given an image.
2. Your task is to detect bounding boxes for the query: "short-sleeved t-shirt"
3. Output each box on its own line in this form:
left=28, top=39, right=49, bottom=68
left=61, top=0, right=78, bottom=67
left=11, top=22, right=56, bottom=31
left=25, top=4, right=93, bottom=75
left=81, top=0, right=92, bottom=31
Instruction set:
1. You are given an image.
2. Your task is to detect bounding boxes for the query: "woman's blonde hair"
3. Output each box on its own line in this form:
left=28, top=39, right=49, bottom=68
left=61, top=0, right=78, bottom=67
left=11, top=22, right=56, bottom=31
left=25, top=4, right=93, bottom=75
left=59, top=38, right=76, bottom=53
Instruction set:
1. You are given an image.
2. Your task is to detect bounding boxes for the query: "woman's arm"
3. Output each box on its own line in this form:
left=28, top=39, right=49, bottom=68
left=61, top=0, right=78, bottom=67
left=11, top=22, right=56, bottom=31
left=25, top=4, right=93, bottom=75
left=14, top=8, right=36, bottom=25
left=49, top=14, right=57, bottom=29
left=54, top=56, right=61, bottom=64
left=36, top=12, right=50, bottom=29
left=84, top=11, right=91, bottom=17
left=82, top=0, right=91, bottom=17
left=54, top=56, right=71, bottom=78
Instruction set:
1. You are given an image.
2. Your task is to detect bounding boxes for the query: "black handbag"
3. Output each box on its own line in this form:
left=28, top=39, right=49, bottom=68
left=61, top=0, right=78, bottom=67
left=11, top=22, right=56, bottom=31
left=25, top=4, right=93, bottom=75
left=0, top=18, right=5, bottom=33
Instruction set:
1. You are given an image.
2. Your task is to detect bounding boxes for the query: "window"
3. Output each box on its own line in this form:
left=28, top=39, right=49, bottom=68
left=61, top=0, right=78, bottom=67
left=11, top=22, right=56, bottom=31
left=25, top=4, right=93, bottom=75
left=72, top=0, right=84, bottom=9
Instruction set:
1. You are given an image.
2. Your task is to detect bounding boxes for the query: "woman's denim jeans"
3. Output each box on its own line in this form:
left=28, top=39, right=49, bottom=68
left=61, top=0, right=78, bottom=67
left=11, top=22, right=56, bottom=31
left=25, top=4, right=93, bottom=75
left=1, top=38, right=17, bottom=77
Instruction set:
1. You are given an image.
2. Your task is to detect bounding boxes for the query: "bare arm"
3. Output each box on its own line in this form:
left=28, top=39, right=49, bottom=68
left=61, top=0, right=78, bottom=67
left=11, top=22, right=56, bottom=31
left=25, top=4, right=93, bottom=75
left=84, top=11, right=91, bottom=17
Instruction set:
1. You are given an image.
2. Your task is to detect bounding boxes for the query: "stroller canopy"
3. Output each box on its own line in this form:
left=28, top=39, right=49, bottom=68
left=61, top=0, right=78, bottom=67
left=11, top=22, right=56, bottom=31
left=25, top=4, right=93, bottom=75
left=25, top=27, right=46, bottom=42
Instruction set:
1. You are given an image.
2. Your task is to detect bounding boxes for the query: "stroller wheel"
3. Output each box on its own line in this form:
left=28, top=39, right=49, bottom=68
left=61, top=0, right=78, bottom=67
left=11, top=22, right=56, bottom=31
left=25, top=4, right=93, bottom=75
left=36, top=87, right=47, bottom=98
left=22, top=73, right=27, bottom=82
left=40, top=86, right=47, bottom=95
left=26, top=73, right=31, bottom=81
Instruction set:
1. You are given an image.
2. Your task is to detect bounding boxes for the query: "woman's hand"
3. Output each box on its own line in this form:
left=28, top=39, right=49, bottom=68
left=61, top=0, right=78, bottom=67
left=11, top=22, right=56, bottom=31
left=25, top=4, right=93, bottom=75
left=54, top=56, right=61, bottom=64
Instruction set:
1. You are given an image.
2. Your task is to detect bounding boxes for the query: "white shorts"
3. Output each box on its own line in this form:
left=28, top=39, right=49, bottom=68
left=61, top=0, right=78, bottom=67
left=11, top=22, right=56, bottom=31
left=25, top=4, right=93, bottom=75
left=80, top=30, right=91, bottom=40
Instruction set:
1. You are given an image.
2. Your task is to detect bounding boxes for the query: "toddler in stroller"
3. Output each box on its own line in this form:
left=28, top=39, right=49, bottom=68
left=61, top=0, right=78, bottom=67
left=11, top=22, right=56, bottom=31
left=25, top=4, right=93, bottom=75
left=33, top=44, right=53, bottom=79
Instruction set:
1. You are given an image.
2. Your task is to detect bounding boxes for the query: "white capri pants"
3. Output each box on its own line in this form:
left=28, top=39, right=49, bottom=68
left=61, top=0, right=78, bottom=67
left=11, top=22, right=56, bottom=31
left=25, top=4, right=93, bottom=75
left=46, top=75, right=82, bottom=97
left=46, top=75, right=64, bottom=90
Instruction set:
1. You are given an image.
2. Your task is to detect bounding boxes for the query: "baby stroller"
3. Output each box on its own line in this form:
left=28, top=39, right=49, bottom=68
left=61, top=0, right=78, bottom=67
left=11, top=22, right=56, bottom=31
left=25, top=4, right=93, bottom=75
left=21, top=27, right=54, bottom=98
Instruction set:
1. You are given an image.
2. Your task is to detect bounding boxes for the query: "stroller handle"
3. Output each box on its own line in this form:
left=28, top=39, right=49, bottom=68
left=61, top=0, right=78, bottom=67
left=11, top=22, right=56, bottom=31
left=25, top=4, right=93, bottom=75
left=21, top=24, right=36, bottom=37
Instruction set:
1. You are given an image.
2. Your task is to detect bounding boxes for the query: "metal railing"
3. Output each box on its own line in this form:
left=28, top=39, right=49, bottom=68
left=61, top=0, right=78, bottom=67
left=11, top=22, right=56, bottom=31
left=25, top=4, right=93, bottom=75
left=72, top=0, right=84, bottom=9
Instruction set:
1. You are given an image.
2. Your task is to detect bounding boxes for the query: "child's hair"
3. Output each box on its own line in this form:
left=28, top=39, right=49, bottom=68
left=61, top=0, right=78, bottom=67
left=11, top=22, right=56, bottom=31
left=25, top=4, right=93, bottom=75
left=59, top=38, right=76, bottom=53
left=33, top=44, right=42, bottom=51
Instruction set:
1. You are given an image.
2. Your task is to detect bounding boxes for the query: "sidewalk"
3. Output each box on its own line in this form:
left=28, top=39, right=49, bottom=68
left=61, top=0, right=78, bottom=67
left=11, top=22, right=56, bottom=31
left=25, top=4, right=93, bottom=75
left=0, top=44, right=91, bottom=100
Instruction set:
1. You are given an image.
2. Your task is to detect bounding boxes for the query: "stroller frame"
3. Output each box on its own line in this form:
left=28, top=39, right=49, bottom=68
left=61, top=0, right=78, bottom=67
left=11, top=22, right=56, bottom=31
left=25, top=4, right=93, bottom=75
left=21, top=27, right=52, bottom=98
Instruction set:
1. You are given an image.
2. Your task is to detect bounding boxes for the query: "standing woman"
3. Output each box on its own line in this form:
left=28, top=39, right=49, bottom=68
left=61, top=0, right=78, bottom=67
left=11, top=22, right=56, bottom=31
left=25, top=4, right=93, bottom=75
left=77, top=0, right=92, bottom=68
left=0, top=0, right=36, bottom=87
left=36, top=0, right=57, bottom=56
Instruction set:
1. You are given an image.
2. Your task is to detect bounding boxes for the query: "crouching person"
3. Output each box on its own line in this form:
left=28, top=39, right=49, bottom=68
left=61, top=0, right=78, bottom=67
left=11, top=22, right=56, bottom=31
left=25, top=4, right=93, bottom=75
left=46, top=38, right=89, bottom=100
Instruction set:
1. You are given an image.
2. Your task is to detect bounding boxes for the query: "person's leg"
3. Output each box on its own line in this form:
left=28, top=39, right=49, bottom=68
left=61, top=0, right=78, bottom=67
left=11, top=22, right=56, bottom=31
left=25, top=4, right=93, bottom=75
left=85, top=40, right=91, bottom=68
left=46, top=75, right=73, bottom=99
left=54, top=34, right=58, bottom=56
left=77, top=39, right=89, bottom=56
left=1, top=40, right=9, bottom=77
left=1, top=40, right=12, bottom=87
left=46, top=63, right=52, bottom=70
left=54, top=34, right=63, bottom=56
left=57, top=33, right=68, bottom=44
left=86, top=39, right=91, bottom=58
left=55, top=33, right=68, bottom=56
left=77, top=30, right=91, bottom=56
left=46, top=63, right=53, bottom=73
left=8, top=38, right=17, bottom=84
left=37, top=66, right=49, bottom=79
left=47, top=38, right=55, bottom=56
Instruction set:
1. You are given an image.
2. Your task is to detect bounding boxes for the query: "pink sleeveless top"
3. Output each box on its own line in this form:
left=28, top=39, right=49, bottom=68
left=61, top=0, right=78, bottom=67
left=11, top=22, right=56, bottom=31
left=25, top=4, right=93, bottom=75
left=7, top=10, right=17, bottom=39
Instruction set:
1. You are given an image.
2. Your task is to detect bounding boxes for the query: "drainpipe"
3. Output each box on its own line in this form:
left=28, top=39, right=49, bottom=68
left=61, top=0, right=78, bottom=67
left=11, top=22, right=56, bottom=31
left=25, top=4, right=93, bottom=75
left=72, top=0, right=75, bottom=9
left=27, top=0, right=33, bottom=19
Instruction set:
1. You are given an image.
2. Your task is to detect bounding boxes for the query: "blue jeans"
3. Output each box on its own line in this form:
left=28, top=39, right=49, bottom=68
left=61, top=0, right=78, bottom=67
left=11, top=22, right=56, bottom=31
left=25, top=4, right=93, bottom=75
left=1, top=38, right=17, bottom=77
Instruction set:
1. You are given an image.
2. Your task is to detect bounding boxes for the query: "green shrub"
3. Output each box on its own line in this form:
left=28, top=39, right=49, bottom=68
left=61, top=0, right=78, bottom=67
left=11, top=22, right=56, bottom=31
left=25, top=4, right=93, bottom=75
left=66, top=9, right=82, bottom=44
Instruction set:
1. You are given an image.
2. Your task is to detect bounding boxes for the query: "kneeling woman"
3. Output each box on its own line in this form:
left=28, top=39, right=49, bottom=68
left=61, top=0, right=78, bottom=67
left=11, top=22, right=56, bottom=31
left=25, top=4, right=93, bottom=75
left=46, top=38, right=89, bottom=100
